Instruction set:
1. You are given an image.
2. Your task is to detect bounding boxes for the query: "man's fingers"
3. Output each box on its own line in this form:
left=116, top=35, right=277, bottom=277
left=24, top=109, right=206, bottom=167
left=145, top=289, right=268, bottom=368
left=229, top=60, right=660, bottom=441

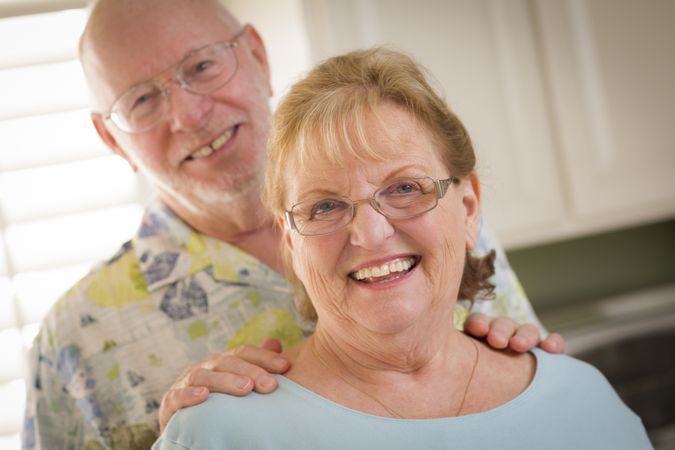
left=188, top=358, right=281, bottom=394
left=228, top=344, right=289, bottom=374
left=185, top=365, right=257, bottom=393
left=463, top=312, right=491, bottom=338
left=485, top=317, right=516, bottom=349
left=508, top=323, right=540, bottom=353
left=159, top=386, right=209, bottom=433
left=467, top=313, right=566, bottom=354
left=259, top=338, right=283, bottom=353
left=174, top=344, right=289, bottom=400
left=189, top=352, right=284, bottom=394
left=540, top=332, right=565, bottom=353
left=158, top=343, right=291, bottom=430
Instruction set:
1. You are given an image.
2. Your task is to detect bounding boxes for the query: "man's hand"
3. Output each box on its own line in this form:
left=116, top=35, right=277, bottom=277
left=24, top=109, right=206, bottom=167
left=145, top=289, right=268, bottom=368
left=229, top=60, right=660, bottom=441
left=464, top=313, right=565, bottom=353
left=158, top=339, right=289, bottom=432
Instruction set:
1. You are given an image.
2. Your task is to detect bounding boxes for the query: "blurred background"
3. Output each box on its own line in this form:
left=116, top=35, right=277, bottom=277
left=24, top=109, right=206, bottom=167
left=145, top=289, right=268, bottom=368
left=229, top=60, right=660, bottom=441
left=0, top=0, right=674, bottom=449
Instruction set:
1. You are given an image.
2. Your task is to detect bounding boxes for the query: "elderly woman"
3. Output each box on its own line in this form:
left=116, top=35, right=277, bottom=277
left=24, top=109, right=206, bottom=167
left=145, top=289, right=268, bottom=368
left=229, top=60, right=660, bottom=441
left=154, top=48, right=651, bottom=449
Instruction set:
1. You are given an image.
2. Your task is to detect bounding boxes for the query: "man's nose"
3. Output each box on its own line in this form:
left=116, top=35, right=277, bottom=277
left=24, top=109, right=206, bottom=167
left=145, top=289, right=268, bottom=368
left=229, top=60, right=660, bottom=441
left=348, top=202, right=395, bottom=249
left=166, top=83, right=214, bottom=132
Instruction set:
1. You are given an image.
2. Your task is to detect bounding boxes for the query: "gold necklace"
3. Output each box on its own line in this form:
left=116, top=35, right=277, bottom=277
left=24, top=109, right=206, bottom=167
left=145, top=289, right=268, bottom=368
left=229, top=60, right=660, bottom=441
left=311, top=338, right=480, bottom=419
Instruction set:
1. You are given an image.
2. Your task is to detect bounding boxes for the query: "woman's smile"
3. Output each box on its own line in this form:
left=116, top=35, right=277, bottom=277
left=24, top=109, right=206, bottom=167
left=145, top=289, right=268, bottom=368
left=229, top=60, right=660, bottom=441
left=348, top=255, right=420, bottom=284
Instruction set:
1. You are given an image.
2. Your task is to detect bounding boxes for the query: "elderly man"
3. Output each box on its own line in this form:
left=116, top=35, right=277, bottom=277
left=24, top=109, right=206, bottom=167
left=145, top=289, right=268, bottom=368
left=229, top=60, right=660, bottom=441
left=22, top=1, right=561, bottom=449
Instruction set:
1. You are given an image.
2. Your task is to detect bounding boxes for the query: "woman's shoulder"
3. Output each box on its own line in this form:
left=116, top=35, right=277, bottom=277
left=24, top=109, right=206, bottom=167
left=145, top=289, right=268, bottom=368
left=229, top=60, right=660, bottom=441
left=529, top=349, right=652, bottom=447
left=527, top=349, right=648, bottom=428
left=155, top=385, right=300, bottom=450
left=472, top=345, right=628, bottom=415
left=467, top=343, right=536, bottom=413
left=467, top=348, right=652, bottom=449
left=531, top=348, right=617, bottom=393
left=154, top=394, right=254, bottom=449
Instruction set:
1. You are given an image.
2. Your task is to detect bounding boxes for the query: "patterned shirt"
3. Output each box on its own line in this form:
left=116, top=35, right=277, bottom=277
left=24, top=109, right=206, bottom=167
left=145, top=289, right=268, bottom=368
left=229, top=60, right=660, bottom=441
left=22, top=200, right=543, bottom=450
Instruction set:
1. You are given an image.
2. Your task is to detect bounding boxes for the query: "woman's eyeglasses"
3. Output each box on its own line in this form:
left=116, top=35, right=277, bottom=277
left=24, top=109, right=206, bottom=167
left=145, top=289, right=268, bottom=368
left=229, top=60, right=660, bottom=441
left=285, top=176, right=459, bottom=236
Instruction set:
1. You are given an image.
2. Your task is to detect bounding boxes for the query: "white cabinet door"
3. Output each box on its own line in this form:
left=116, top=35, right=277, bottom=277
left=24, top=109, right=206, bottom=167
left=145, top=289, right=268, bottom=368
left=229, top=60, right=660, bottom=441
left=300, top=0, right=675, bottom=248
left=302, top=0, right=566, bottom=247
left=534, top=0, right=675, bottom=234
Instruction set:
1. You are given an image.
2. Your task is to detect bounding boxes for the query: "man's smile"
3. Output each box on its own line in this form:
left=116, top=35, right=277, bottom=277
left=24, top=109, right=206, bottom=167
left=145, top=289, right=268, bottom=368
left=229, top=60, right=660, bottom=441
left=186, top=125, right=239, bottom=160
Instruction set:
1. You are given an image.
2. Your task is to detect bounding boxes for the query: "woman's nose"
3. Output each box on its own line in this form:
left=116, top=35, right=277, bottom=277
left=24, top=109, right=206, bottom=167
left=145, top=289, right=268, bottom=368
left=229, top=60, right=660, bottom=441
left=348, top=203, right=395, bottom=249
left=166, top=83, right=214, bottom=133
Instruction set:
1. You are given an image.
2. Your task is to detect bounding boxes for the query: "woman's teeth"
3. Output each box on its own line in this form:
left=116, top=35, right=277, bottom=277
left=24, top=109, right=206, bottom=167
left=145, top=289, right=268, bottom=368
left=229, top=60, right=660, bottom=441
left=350, top=257, right=416, bottom=281
left=189, top=127, right=234, bottom=160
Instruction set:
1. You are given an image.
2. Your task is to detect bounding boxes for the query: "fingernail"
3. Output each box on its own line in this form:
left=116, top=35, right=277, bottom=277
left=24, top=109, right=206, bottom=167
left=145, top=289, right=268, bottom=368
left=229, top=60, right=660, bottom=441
left=256, top=374, right=275, bottom=389
left=235, top=377, right=251, bottom=390
left=272, top=357, right=287, bottom=371
left=512, top=336, right=525, bottom=345
left=191, top=387, right=207, bottom=396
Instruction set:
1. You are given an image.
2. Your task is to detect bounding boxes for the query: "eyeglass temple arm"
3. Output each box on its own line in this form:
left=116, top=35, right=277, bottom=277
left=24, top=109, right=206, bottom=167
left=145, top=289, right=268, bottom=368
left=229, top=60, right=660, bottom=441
left=284, top=211, right=296, bottom=232
left=437, top=176, right=459, bottom=197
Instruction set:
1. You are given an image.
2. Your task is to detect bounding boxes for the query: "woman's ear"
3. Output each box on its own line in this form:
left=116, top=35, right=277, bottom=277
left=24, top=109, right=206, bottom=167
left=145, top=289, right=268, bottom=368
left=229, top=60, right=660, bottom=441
left=463, top=171, right=481, bottom=250
left=91, top=112, right=138, bottom=172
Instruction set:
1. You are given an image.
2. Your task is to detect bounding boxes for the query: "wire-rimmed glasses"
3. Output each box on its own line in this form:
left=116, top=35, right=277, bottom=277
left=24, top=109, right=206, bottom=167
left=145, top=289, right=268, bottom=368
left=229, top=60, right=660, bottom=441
left=285, top=176, right=459, bottom=236
left=102, top=29, right=245, bottom=133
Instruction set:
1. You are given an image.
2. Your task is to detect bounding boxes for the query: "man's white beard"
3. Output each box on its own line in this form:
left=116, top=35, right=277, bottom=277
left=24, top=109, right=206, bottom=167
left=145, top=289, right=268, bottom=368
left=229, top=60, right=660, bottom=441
left=150, top=152, right=269, bottom=234
left=194, top=168, right=264, bottom=208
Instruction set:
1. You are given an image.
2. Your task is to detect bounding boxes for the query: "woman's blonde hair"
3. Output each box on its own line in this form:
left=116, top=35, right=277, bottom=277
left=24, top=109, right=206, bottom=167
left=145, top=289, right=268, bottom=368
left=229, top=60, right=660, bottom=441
left=264, top=47, right=494, bottom=321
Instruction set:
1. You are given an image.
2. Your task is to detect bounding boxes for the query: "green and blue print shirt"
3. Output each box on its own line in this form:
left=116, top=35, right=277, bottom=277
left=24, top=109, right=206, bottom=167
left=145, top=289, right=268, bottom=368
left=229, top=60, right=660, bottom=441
left=22, top=200, right=542, bottom=450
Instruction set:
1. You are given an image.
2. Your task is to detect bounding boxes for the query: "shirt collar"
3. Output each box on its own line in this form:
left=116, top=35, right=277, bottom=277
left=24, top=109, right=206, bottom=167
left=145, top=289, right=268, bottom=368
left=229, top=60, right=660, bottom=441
left=131, top=199, right=283, bottom=292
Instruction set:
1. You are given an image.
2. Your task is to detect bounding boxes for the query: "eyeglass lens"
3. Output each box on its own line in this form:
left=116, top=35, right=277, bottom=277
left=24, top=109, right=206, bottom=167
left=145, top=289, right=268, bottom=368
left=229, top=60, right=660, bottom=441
left=291, top=177, right=443, bottom=236
left=110, top=41, right=238, bottom=132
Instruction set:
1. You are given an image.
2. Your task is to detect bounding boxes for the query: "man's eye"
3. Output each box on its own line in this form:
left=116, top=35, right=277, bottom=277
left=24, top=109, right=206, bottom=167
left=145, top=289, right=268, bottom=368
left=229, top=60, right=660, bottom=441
left=192, top=60, right=212, bottom=73
left=128, top=90, right=161, bottom=114
left=186, top=59, right=220, bottom=79
left=133, top=92, right=155, bottom=107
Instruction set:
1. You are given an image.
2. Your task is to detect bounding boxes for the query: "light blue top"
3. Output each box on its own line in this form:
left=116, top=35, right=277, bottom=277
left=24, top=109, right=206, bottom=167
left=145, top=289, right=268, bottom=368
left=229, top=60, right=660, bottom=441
left=153, top=348, right=652, bottom=450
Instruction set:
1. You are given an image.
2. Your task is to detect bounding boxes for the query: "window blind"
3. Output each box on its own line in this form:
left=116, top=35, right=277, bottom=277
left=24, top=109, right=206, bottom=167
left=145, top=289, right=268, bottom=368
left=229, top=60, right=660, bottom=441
left=0, top=8, right=147, bottom=448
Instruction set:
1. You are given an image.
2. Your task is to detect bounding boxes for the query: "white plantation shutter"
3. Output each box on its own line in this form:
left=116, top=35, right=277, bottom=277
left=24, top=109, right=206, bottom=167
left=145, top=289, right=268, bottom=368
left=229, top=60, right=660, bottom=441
left=0, top=7, right=148, bottom=447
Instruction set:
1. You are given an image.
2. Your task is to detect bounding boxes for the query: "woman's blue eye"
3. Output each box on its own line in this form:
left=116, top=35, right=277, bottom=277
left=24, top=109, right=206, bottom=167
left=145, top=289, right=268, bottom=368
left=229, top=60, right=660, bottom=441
left=310, top=200, right=345, bottom=219
left=314, top=201, right=336, bottom=214
left=387, top=180, right=422, bottom=196
left=396, top=183, right=415, bottom=194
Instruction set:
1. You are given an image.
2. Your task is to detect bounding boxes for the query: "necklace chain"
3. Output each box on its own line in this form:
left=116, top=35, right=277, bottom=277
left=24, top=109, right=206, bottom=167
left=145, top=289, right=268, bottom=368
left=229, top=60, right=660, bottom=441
left=454, top=338, right=480, bottom=416
left=311, top=338, right=480, bottom=419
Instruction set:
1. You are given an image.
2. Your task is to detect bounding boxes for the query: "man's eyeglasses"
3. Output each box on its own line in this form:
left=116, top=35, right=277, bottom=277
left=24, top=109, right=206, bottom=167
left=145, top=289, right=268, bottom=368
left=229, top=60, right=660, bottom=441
left=285, top=176, right=459, bottom=236
left=102, top=29, right=245, bottom=133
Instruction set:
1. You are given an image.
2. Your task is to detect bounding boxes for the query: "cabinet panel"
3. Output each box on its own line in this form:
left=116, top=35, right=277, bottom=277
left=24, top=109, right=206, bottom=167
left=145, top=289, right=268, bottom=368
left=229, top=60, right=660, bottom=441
left=534, top=0, right=675, bottom=227
left=302, top=0, right=566, bottom=246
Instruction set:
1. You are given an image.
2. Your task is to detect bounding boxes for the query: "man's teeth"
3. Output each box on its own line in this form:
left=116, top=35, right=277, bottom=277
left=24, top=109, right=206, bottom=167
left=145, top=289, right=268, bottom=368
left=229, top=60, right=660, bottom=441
left=191, top=145, right=214, bottom=159
left=351, top=257, right=415, bottom=281
left=211, top=128, right=233, bottom=149
left=189, top=128, right=234, bottom=160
